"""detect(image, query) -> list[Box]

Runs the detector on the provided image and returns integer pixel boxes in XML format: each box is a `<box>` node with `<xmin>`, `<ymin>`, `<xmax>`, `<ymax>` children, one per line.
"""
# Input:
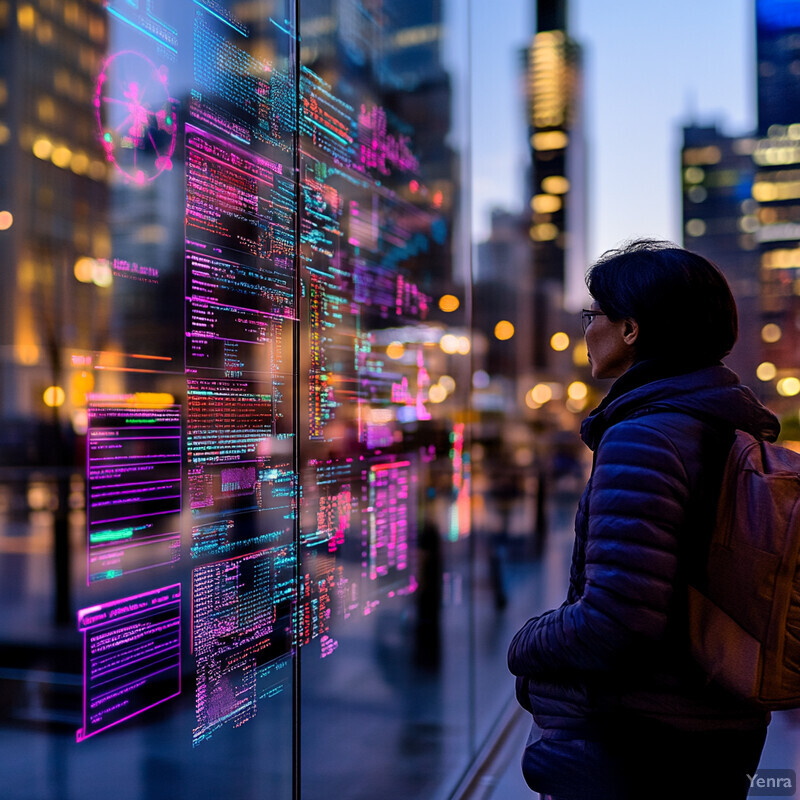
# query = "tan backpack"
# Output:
<box><xmin>688</xmin><ymin>430</ymin><xmax>800</xmax><ymax>709</ymax></box>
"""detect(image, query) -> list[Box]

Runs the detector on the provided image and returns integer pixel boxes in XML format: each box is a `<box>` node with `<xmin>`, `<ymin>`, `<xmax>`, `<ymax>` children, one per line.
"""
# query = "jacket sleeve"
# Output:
<box><xmin>508</xmin><ymin>419</ymin><xmax>691</xmax><ymax>677</ymax></box>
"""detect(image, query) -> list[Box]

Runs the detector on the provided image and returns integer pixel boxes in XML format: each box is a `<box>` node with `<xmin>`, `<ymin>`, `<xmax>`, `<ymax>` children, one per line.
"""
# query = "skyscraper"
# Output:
<box><xmin>681</xmin><ymin>1</ymin><xmax>800</xmax><ymax>419</ymax></box>
<box><xmin>525</xmin><ymin>0</ymin><xmax>585</xmax><ymax>370</ymax></box>
<box><xmin>681</xmin><ymin>125</ymin><xmax>759</xmax><ymax>388</ymax></box>
<box><xmin>756</xmin><ymin>0</ymin><xmax>800</xmax><ymax>134</ymax></box>
<box><xmin>753</xmin><ymin>0</ymin><xmax>800</xmax><ymax>413</ymax></box>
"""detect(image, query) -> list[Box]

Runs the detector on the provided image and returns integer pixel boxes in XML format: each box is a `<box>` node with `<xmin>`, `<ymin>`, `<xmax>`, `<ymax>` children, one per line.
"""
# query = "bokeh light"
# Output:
<box><xmin>494</xmin><ymin>320</ymin><xmax>515</xmax><ymax>340</ymax></box>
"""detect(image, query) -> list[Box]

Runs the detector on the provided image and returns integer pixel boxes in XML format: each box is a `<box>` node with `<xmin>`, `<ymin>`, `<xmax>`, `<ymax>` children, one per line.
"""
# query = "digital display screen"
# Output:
<box><xmin>81</xmin><ymin>0</ymin><xmax>457</xmax><ymax>746</ymax></box>
<box><xmin>86</xmin><ymin>400</ymin><xmax>182</xmax><ymax>582</ymax></box>
<box><xmin>77</xmin><ymin>584</ymin><xmax>181</xmax><ymax>742</ymax></box>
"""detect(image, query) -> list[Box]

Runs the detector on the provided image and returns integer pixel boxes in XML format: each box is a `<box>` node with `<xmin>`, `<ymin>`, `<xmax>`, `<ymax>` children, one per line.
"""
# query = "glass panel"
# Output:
<box><xmin>296</xmin><ymin>1</ymin><xmax>474</xmax><ymax>797</ymax></box>
<box><xmin>3</xmin><ymin>2</ymin><xmax>296</xmax><ymax>797</ymax></box>
<box><xmin>1</xmin><ymin>1</ymin><xmax>537</xmax><ymax>798</ymax></box>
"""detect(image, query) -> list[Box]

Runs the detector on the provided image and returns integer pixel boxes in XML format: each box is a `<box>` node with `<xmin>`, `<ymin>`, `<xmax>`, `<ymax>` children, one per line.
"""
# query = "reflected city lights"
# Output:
<box><xmin>777</xmin><ymin>376</ymin><xmax>800</xmax><ymax>397</ymax></box>
<box><xmin>567</xmin><ymin>381</ymin><xmax>588</xmax><ymax>401</ymax></box>
<box><xmin>757</xmin><ymin>361</ymin><xmax>778</xmax><ymax>381</ymax></box>
<box><xmin>573</xmin><ymin>342</ymin><xmax>589</xmax><ymax>366</ymax></box>
<box><xmin>32</xmin><ymin>136</ymin><xmax>53</xmax><ymax>160</ymax></box>
<box><xmin>438</xmin><ymin>294</ymin><xmax>460</xmax><ymax>312</ymax></box>
<box><xmin>428</xmin><ymin>384</ymin><xmax>447</xmax><ymax>403</ymax></box>
<box><xmin>70</xmin><ymin>152</ymin><xmax>90</xmax><ymax>175</ymax></box>
<box><xmin>525</xmin><ymin>392</ymin><xmax>542</xmax><ymax>410</ymax></box>
<box><xmin>439</xmin><ymin>333</ymin><xmax>459</xmax><ymax>354</ymax></box>
<box><xmin>472</xmin><ymin>370</ymin><xmax>490</xmax><ymax>389</ymax></box>
<box><xmin>530</xmin><ymin>383</ymin><xmax>553</xmax><ymax>405</ymax></box>
<box><xmin>72</xmin><ymin>409</ymin><xmax>89</xmax><ymax>435</ymax></box>
<box><xmin>74</xmin><ymin>257</ymin><xmax>95</xmax><ymax>283</ymax></box>
<box><xmin>386</xmin><ymin>341</ymin><xmax>405</xmax><ymax>359</ymax></box>
<box><xmin>762</xmin><ymin>247</ymin><xmax>800</xmax><ymax>269</ymax></box>
<box><xmin>494</xmin><ymin>320</ymin><xmax>514</xmax><ymax>340</ymax></box>
<box><xmin>74</xmin><ymin>257</ymin><xmax>113</xmax><ymax>287</ymax></box>
<box><xmin>438</xmin><ymin>375</ymin><xmax>455</xmax><ymax>394</ymax></box>
<box><xmin>16</xmin><ymin>343</ymin><xmax>40</xmax><ymax>365</ymax></box>
<box><xmin>566</xmin><ymin>397</ymin><xmax>588</xmax><ymax>414</ymax></box>
<box><xmin>43</xmin><ymin>385</ymin><xmax>66</xmax><ymax>408</ymax></box>
<box><xmin>17</xmin><ymin>5</ymin><xmax>35</xmax><ymax>31</ymax></box>
<box><xmin>51</xmin><ymin>145</ymin><xmax>73</xmax><ymax>169</ymax></box>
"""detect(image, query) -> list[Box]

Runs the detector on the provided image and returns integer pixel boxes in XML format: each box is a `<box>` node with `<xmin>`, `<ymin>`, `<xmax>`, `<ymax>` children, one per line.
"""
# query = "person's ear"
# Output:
<box><xmin>622</xmin><ymin>318</ymin><xmax>639</xmax><ymax>346</ymax></box>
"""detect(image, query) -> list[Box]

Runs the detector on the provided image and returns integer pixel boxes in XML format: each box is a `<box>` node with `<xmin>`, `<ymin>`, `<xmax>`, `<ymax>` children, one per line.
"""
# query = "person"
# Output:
<box><xmin>507</xmin><ymin>239</ymin><xmax>779</xmax><ymax>800</ymax></box>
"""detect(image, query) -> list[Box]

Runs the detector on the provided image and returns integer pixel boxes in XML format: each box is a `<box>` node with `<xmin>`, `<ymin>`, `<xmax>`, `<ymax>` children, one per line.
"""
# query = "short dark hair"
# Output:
<box><xmin>585</xmin><ymin>238</ymin><xmax>738</xmax><ymax>366</ymax></box>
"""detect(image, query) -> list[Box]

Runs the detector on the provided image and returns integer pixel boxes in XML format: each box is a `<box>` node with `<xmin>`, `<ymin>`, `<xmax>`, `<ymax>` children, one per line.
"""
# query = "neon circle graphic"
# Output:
<box><xmin>94</xmin><ymin>51</ymin><xmax>177</xmax><ymax>185</ymax></box>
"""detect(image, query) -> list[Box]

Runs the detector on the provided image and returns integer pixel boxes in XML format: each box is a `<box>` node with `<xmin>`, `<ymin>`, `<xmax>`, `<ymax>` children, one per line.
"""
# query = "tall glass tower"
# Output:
<box><xmin>525</xmin><ymin>0</ymin><xmax>586</xmax><ymax>369</ymax></box>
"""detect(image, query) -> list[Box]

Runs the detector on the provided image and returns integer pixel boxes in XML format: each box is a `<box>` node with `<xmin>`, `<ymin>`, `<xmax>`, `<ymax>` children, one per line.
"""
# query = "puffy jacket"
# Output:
<box><xmin>508</xmin><ymin>361</ymin><xmax>780</xmax><ymax>733</ymax></box>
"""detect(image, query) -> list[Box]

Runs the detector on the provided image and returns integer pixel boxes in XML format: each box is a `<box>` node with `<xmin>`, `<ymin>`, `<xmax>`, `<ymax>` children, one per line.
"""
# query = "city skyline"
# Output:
<box><xmin>469</xmin><ymin>0</ymin><xmax>753</xmax><ymax>259</ymax></box>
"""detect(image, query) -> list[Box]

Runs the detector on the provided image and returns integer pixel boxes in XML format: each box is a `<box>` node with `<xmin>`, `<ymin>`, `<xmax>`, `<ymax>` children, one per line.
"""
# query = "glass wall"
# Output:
<box><xmin>0</xmin><ymin>2</ymin><xmax>547</xmax><ymax>799</ymax></box>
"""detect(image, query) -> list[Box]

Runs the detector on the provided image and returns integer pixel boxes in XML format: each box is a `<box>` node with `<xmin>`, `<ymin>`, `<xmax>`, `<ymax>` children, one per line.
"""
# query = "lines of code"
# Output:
<box><xmin>185</xmin><ymin>247</ymin><xmax>293</xmax><ymax>377</ymax></box>
<box><xmin>184</xmin><ymin>3</ymin><xmax>299</xmax><ymax>747</ymax></box>
<box><xmin>365</xmin><ymin>460</ymin><xmax>416</xmax><ymax>596</ymax></box>
<box><xmin>86</xmin><ymin>0</ymin><xmax>457</xmax><ymax>747</ymax></box>
<box><xmin>191</xmin><ymin>548</ymin><xmax>293</xmax><ymax>745</ymax></box>
<box><xmin>76</xmin><ymin>585</ymin><xmax>181</xmax><ymax>742</ymax></box>
<box><xmin>297</xmin><ymin>553</ymin><xmax>345</xmax><ymax>656</ymax></box>
<box><xmin>193</xmin><ymin>13</ymin><xmax>262</xmax><ymax>120</ymax></box>
<box><xmin>186</xmin><ymin>378</ymin><xmax>287</xmax><ymax>461</ymax></box>
<box><xmin>185</xmin><ymin>125</ymin><xmax>294</xmax><ymax>262</ymax></box>
<box><xmin>105</xmin><ymin>0</ymin><xmax>178</xmax><ymax>54</ymax></box>
<box><xmin>86</xmin><ymin>402</ymin><xmax>181</xmax><ymax>583</ymax></box>
<box><xmin>189</xmin><ymin>458</ymin><xmax>296</xmax><ymax>558</ymax></box>
<box><xmin>300</xmin><ymin>67</ymin><xmax>355</xmax><ymax>165</ymax></box>
<box><xmin>293</xmin><ymin>58</ymin><xmax>446</xmax><ymax>661</ymax></box>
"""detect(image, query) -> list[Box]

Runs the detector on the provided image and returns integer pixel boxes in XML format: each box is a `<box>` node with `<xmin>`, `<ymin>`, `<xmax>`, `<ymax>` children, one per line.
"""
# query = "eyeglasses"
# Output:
<box><xmin>581</xmin><ymin>309</ymin><xmax>606</xmax><ymax>333</ymax></box>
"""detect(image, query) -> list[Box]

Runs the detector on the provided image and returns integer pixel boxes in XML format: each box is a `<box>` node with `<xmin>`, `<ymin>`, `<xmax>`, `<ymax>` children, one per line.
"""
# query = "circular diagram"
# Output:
<box><xmin>94</xmin><ymin>50</ymin><xmax>177</xmax><ymax>185</ymax></box>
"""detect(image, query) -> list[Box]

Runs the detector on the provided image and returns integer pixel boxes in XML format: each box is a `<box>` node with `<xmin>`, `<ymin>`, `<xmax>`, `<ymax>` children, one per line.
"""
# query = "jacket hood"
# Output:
<box><xmin>580</xmin><ymin>362</ymin><xmax>781</xmax><ymax>451</ymax></box>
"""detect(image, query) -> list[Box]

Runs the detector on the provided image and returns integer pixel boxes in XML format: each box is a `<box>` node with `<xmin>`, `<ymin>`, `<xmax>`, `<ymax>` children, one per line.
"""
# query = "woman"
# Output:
<box><xmin>508</xmin><ymin>239</ymin><xmax>779</xmax><ymax>800</ymax></box>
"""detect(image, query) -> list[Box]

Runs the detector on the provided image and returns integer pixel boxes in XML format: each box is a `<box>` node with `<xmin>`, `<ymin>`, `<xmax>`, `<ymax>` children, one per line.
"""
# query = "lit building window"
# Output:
<box><xmin>530</xmin><ymin>222</ymin><xmax>559</xmax><ymax>241</ymax></box>
<box><xmin>687</xmin><ymin>186</ymin><xmax>707</xmax><ymax>203</ymax></box>
<box><xmin>531</xmin><ymin>194</ymin><xmax>562</xmax><ymax>213</ymax></box>
<box><xmin>684</xmin><ymin>166</ymin><xmax>705</xmax><ymax>184</ymax></box>
<box><xmin>685</xmin><ymin>219</ymin><xmax>706</xmax><ymax>237</ymax></box>
<box><xmin>17</xmin><ymin>4</ymin><xmax>35</xmax><ymax>31</ymax></box>
<box><xmin>683</xmin><ymin>145</ymin><xmax>721</xmax><ymax>165</ymax></box>
<box><xmin>541</xmin><ymin>175</ymin><xmax>570</xmax><ymax>194</ymax></box>
<box><xmin>531</xmin><ymin>130</ymin><xmax>569</xmax><ymax>151</ymax></box>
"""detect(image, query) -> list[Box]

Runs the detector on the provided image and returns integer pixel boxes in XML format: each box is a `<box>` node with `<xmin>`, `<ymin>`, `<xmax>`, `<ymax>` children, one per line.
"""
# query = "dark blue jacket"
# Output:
<box><xmin>508</xmin><ymin>362</ymin><xmax>780</xmax><ymax>733</ymax></box>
